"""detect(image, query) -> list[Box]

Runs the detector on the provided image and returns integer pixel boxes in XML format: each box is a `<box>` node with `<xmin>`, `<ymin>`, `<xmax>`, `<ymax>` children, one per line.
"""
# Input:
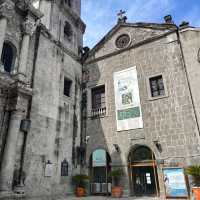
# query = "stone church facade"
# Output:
<box><xmin>0</xmin><ymin>0</ymin><xmax>200</xmax><ymax>199</ymax></box>
<box><xmin>83</xmin><ymin>16</ymin><xmax>200</xmax><ymax>198</ymax></box>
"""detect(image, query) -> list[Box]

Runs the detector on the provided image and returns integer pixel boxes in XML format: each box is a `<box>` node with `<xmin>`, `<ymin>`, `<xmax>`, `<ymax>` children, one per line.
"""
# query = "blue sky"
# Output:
<box><xmin>82</xmin><ymin>0</ymin><xmax>200</xmax><ymax>48</ymax></box>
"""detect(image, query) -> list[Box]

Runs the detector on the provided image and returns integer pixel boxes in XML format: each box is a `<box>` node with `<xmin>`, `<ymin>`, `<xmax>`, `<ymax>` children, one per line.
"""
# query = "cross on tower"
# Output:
<box><xmin>117</xmin><ymin>10</ymin><xmax>127</xmax><ymax>23</ymax></box>
<box><xmin>117</xmin><ymin>10</ymin><xmax>126</xmax><ymax>19</ymax></box>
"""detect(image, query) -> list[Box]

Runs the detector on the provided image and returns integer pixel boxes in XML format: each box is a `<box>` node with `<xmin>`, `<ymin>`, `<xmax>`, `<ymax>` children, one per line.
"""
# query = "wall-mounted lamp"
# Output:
<box><xmin>113</xmin><ymin>144</ymin><xmax>121</xmax><ymax>153</ymax></box>
<box><xmin>153</xmin><ymin>140</ymin><xmax>162</xmax><ymax>153</ymax></box>
<box><xmin>85</xmin><ymin>135</ymin><xmax>90</xmax><ymax>144</ymax></box>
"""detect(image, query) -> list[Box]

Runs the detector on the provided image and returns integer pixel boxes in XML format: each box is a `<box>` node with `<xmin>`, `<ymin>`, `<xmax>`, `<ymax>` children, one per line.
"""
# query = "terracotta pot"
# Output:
<box><xmin>111</xmin><ymin>186</ymin><xmax>123</xmax><ymax>198</ymax></box>
<box><xmin>192</xmin><ymin>187</ymin><xmax>200</xmax><ymax>200</ymax></box>
<box><xmin>75</xmin><ymin>187</ymin><xmax>85</xmax><ymax>197</ymax></box>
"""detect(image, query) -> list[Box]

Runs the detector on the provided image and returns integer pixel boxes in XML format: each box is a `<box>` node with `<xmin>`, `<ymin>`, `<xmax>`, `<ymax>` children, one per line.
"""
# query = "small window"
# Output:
<box><xmin>64</xmin><ymin>78</ymin><xmax>72</xmax><ymax>97</ymax></box>
<box><xmin>64</xmin><ymin>21</ymin><xmax>73</xmax><ymax>41</ymax></box>
<box><xmin>115</xmin><ymin>34</ymin><xmax>131</xmax><ymax>49</ymax></box>
<box><xmin>149</xmin><ymin>75</ymin><xmax>165</xmax><ymax>97</ymax></box>
<box><xmin>64</xmin><ymin>0</ymin><xmax>72</xmax><ymax>7</ymax></box>
<box><xmin>92</xmin><ymin>85</ymin><xmax>105</xmax><ymax>109</ymax></box>
<box><xmin>1</xmin><ymin>42</ymin><xmax>16</xmax><ymax>73</ymax></box>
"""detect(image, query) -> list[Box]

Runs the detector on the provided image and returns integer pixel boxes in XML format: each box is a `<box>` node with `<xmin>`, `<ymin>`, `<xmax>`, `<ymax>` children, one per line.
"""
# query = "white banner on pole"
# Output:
<box><xmin>114</xmin><ymin>66</ymin><xmax>143</xmax><ymax>131</ymax></box>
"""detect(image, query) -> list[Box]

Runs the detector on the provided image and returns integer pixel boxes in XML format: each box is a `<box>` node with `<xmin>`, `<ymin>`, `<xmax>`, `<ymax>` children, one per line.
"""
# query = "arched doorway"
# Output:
<box><xmin>128</xmin><ymin>145</ymin><xmax>159</xmax><ymax>197</ymax></box>
<box><xmin>89</xmin><ymin>149</ymin><xmax>111</xmax><ymax>195</ymax></box>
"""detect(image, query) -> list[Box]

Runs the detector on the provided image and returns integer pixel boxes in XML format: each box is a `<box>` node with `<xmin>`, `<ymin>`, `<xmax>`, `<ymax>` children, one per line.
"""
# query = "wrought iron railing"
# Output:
<box><xmin>91</xmin><ymin>107</ymin><xmax>106</xmax><ymax>118</ymax></box>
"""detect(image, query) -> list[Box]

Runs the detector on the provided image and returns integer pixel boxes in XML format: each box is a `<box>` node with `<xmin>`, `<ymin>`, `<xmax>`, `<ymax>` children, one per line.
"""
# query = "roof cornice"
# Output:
<box><xmin>88</xmin><ymin>22</ymin><xmax>177</xmax><ymax>57</ymax></box>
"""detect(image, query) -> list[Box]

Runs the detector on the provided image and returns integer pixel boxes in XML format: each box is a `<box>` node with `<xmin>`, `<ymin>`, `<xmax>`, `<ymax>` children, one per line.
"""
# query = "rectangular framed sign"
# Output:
<box><xmin>113</xmin><ymin>66</ymin><xmax>143</xmax><ymax>131</ymax></box>
<box><xmin>163</xmin><ymin>167</ymin><xmax>189</xmax><ymax>198</ymax></box>
<box><xmin>44</xmin><ymin>162</ymin><xmax>53</xmax><ymax>177</ymax></box>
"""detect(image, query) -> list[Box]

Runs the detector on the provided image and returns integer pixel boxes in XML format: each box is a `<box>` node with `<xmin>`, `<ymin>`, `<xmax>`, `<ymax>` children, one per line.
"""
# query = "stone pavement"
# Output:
<box><xmin>58</xmin><ymin>197</ymin><xmax>159</xmax><ymax>199</ymax></box>
<box><xmin>55</xmin><ymin>196</ymin><xmax>189</xmax><ymax>200</ymax></box>
<box><xmin>0</xmin><ymin>194</ymin><xmax>192</xmax><ymax>200</ymax></box>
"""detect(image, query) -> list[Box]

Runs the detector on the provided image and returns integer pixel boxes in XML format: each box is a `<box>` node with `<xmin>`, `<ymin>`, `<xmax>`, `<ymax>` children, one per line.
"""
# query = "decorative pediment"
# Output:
<box><xmin>86</xmin><ymin>22</ymin><xmax>177</xmax><ymax>61</ymax></box>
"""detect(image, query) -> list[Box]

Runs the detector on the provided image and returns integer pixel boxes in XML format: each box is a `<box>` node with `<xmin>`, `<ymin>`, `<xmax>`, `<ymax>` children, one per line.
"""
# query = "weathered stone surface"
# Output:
<box><xmin>0</xmin><ymin>0</ymin><xmax>200</xmax><ymax>199</ymax></box>
<box><xmin>84</xmin><ymin>24</ymin><xmax>200</xmax><ymax>198</ymax></box>
<box><xmin>0</xmin><ymin>0</ymin><xmax>83</xmax><ymax>198</ymax></box>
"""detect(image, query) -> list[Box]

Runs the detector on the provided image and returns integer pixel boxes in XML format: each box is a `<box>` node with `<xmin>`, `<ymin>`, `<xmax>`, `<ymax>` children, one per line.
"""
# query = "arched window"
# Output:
<box><xmin>64</xmin><ymin>21</ymin><xmax>73</xmax><ymax>41</ymax></box>
<box><xmin>1</xmin><ymin>42</ymin><xmax>16</xmax><ymax>73</ymax></box>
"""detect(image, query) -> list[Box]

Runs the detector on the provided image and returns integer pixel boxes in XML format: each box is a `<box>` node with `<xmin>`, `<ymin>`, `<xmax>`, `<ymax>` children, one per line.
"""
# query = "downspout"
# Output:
<box><xmin>176</xmin><ymin>27</ymin><xmax>200</xmax><ymax>137</ymax></box>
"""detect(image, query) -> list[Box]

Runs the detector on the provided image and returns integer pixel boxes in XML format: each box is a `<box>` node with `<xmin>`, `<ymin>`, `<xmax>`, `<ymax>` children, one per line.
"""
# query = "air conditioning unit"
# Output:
<box><xmin>108</xmin><ymin>183</ymin><xmax>112</xmax><ymax>193</ymax></box>
<box><xmin>101</xmin><ymin>183</ymin><xmax>107</xmax><ymax>193</ymax></box>
<box><xmin>91</xmin><ymin>183</ymin><xmax>101</xmax><ymax>193</ymax></box>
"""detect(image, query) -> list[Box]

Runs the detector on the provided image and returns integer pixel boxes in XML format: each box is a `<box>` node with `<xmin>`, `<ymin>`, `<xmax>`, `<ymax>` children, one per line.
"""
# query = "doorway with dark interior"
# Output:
<box><xmin>89</xmin><ymin>149</ymin><xmax>112</xmax><ymax>195</ymax></box>
<box><xmin>128</xmin><ymin>145</ymin><xmax>159</xmax><ymax>197</ymax></box>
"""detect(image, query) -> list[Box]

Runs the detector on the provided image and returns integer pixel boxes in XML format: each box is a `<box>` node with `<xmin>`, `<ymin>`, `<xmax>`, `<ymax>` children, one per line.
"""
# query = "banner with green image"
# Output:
<box><xmin>114</xmin><ymin>66</ymin><xmax>143</xmax><ymax>131</ymax></box>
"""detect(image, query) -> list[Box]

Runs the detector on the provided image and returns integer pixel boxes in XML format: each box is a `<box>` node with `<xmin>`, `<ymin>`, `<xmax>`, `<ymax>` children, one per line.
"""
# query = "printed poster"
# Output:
<box><xmin>163</xmin><ymin>168</ymin><xmax>188</xmax><ymax>198</ymax></box>
<box><xmin>114</xmin><ymin>66</ymin><xmax>143</xmax><ymax>131</ymax></box>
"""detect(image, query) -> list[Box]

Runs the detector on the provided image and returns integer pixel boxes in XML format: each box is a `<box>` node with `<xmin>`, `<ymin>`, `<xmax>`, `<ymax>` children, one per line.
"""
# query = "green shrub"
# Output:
<box><xmin>72</xmin><ymin>174</ymin><xmax>89</xmax><ymax>188</ymax></box>
<box><xmin>185</xmin><ymin>165</ymin><xmax>200</xmax><ymax>186</ymax></box>
<box><xmin>108</xmin><ymin>168</ymin><xmax>124</xmax><ymax>186</ymax></box>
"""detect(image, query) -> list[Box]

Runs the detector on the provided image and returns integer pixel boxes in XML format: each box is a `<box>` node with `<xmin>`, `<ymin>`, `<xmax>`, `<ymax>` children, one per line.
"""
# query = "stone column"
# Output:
<box><xmin>18</xmin><ymin>18</ymin><xmax>36</xmax><ymax>80</ymax></box>
<box><xmin>0</xmin><ymin>110</ymin><xmax>24</xmax><ymax>192</ymax></box>
<box><xmin>0</xmin><ymin>0</ymin><xmax>15</xmax><ymax>59</ymax></box>
<box><xmin>0</xmin><ymin>18</ymin><xmax>7</xmax><ymax>57</ymax></box>
<box><xmin>39</xmin><ymin>0</ymin><xmax>52</xmax><ymax>29</ymax></box>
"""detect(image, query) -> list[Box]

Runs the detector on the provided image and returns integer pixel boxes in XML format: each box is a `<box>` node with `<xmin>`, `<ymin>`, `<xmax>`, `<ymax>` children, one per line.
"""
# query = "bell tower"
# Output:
<box><xmin>32</xmin><ymin>0</ymin><xmax>85</xmax><ymax>54</ymax></box>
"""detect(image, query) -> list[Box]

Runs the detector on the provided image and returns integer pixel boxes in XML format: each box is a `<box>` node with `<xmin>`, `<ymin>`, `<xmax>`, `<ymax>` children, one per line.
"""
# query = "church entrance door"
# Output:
<box><xmin>128</xmin><ymin>146</ymin><xmax>159</xmax><ymax>197</ymax></box>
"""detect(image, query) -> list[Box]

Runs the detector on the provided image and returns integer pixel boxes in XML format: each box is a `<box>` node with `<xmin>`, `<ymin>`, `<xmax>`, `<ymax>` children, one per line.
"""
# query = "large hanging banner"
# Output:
<box><xmin>92</xmin><ymin>149</ymin><xmax>106</xmax><ymax>167</ymax></box>
<box><xmin>114</xmin><ymin>66</ymin><xmax>143</xmax><ymax>131</ymax></box>
<box><xmin>163</xmin><ymin>168</ymin><xmax>188</xmax><ymax>198</ymax></box>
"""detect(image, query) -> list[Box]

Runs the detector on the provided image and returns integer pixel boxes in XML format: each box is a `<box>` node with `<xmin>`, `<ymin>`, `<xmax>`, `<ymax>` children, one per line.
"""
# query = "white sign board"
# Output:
<box><xmin>114</xmin><ymin>66</ymin><xmax>143</xmax><ymax>131</ymax></box>
<box><xmin>163</xmin><ymin>168</ymin><xmax>188</xmax><ymax>198</ymax></box>
<box><xmin>45</xmin><ymin>162</ymin><xmax>53</xmax><ymax>177</ymax></box>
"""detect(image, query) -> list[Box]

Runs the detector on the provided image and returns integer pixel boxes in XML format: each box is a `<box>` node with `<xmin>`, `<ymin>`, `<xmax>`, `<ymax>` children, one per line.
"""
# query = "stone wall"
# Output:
<box><xmin>180</xmin><ymin>29</ymin><xmax>200</xmax><ymax>163</ymax></box>
<box><xmin>23</xmin><ymin>31</ymin><xmax>82</xmax><ymax>197</ymax></box>
<box><xmin>0</xmin><ymin>0</ymin><xmax>84</xmax><ymax>198</ymax></box>
<box><xmin>0</xmin><ymin>90</ymin><xmax>9</xmax><ymax>164</ymax></box>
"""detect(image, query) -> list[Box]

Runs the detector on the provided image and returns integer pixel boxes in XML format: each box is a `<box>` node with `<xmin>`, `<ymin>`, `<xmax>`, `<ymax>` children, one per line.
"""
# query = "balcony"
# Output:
<box><xmin>91</xmin><ymin>107</ymin><xmax>106</xmax><ymax>118</ymax></box>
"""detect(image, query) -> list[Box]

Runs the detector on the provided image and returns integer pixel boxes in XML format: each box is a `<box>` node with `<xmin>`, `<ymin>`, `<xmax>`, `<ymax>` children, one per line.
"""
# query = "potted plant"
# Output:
<box><xmin>72</xmin><ymin>174</ymin><xmax>89</xmax><ymax>197</ymax></box>
<box><xmin>108</xmin><ymin>168</ymin><xmax>124</xmax><ymax>198</ymax></box>
<box><xmin>185</xmin><ymin>165</ymin><xmax>200</xmax><ymax>199</ymax></box>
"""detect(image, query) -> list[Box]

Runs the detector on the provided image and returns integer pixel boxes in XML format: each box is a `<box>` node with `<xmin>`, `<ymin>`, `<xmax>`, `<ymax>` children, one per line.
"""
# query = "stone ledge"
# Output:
<box><xmin>0</xmin><ymin>191</ymin><xmax>25</xmax><ymax>200</ymax></box>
